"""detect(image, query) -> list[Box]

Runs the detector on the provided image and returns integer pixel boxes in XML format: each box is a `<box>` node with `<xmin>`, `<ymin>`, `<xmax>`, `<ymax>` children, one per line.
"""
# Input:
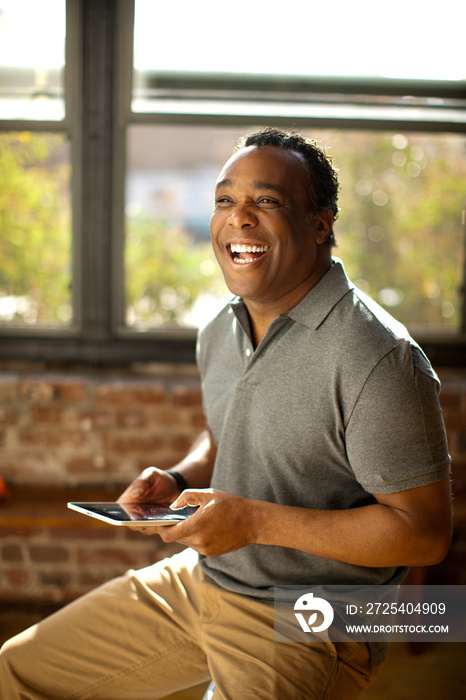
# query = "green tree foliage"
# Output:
<box><xmin>1</xmin><ymin>129</ymin><xmax>464</xmax><ymax>333</ymax></box>
<box><xmin>0</xmin><ymin>132</ymin><xmax>72</xmax><ymax>325</ymax></box>
<box><xmin>125</xmin><ymin>213</ymin><xmax>227</xmax><ymax>328</ymax></box>
<box><xmin>331</xmin><ymin>131</ymin><xmax>465</xmax><ymax>332</ymax></box>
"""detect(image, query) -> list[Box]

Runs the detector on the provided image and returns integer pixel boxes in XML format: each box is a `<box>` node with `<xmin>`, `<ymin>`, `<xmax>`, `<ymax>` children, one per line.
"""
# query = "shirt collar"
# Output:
<box><xmin>287</xmin><ymin>258</ymin><xmax>354</xmax><ymax>330</ymax></box>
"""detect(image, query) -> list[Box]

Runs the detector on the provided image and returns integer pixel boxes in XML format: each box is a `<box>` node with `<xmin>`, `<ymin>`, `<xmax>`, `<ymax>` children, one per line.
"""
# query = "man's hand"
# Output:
<box><xmin>117</xmin><ymin>466</ymin><xmax>181</xmax><ymax>508</ymax></box>
<box><xmin>158</xmin><ymin>489</ymin><xmax>256</xmax><ymax>557</ymax></box>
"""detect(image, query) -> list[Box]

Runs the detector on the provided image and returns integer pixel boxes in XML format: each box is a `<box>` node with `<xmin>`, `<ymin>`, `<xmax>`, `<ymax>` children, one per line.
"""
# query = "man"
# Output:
<box><xmin>0</xmin><ymin>128</ymin><xmax>452</xmax><ymax>699</ymax></box>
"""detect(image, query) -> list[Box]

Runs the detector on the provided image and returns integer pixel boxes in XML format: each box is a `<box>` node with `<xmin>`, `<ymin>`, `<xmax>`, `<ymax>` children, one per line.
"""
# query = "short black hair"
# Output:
<box><xmin>236</xmin><ymin>127</ymin><xmax>339</xmax><ymax>247</ymax></box>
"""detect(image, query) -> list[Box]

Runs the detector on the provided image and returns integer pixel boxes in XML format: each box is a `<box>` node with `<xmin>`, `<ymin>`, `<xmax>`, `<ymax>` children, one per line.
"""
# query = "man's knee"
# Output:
<box><xmin>0</xmin><ymin>633</ymin><xmax>25</xmax><ymax>696</ymax></box>
<box><xmin>0</xmin><ymin>634</ymin><xmax>16</xmax><ymax>667</ymax></box>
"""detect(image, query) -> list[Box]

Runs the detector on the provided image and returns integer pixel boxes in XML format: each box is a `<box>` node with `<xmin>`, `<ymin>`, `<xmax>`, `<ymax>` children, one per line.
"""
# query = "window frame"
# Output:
<box><xmin>0</xmin><ymin>0</ymin><xmax>465</xmax><ymax>367</ymax></box>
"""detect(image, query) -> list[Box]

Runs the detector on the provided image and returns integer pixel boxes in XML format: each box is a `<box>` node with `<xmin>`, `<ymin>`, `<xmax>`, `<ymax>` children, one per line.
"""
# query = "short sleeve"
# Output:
<box><xmin>346</xmin><ymin>342</ymin><xmax>451</xmax><ymax>494</ymax></box>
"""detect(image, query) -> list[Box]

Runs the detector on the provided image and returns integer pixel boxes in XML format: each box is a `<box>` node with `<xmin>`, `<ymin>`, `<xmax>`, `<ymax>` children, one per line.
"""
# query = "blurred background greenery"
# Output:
<box><xmin>0</xmin><ymin>128</ymin><xmax>464</xmax><ymax>333</ymax></box>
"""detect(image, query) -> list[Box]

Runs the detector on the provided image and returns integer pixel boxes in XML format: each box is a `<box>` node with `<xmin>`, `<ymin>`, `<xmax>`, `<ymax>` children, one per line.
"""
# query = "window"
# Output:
<box><xmin>0</xmin><ymin>0</ymin><xmax>465</xmax><ymax>365</ymax></box>
<box><xmin>0</xmin><ymin>132</ymin><xmax>72</xmax><ymax>326</ymax></box>
<box><xmin>124</xmin><ymin>124</ymin><xmax>465</xmax><ymax>336</ymax></box>
<box><xmin>0</xmin><ymin>0</ymin><xmax>75</xmax><ymax>330</ymax></box>
<box><xmin>123</xmin><ymin>0</ymin><xmax>466</xmax><ymax>347</ymax></box>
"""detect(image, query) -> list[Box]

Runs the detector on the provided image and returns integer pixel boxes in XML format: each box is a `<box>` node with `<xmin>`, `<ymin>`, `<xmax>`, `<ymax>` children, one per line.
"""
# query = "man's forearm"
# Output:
<box><xmin>250</xmin><ymin>477</ymin><xmax>452</xmax><ymax>568</ymax></box>
<box><xmin>168</xmin><ymin>429</ymin><xmax>217</xmax><ymax>489</ymax></box>
<box><xmin>251</xmin><ymin>501</ymin><xmax>429</xmax><ymax>567</ymax></box>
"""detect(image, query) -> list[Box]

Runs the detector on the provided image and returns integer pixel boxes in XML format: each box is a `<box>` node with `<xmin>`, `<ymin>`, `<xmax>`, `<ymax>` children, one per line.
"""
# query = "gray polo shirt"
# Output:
<box><xmin>197</xmin><ymin>260</ymin><xmax>450</xmax><ymax>596</ymax></box>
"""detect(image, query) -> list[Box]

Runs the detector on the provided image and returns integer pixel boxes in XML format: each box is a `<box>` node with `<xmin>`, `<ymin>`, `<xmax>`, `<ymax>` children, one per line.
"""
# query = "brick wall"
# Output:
<box><xmin>1</xmin><ymin>365</ymin><xmax>465</xmax><ymax>605</ymax></box>
<box><xmin>0</xmin><ymin>368</ymin><xmax>205</xmax><ymax>487</ymax></box>
<box><xmin>0</xmin><ymin>366</ymin><xmax>204</xmax><ymax>605</ymax></box>
<box><xmin>0</xmin><ymin>518</ymin><xmax>185</xmax><ymax>606</ymax></box>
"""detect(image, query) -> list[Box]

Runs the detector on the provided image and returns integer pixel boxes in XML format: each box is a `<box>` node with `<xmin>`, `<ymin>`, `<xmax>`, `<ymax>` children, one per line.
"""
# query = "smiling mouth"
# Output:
<box><xmin>228</xmin><ymin>243</ymin><xmax>271</xmax><ymax>265</ymax></box>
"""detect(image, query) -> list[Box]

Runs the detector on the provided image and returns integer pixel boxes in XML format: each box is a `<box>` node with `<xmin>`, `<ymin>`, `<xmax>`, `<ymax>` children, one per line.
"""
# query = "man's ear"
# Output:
<box><xmin>314</xmin><ymin>211</ymin><xmax>334</xmax><ymax>245</ymax></box>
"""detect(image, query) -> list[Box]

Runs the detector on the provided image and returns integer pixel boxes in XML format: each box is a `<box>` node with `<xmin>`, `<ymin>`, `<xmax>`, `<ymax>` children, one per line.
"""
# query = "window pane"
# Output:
<box><xmin>332</xmin><ymin>131</ymin><xmax>465</xmax><ymax>334</ymax></box>
<box><xmin>133</xmin><ymin>0</ymin><xmax>464</xmax><ymax>81</ymax></box>
<box><xmin>0</xmin><ymin>132</ymin><xmax>73</xmax><ymax>327</ymax></box>
<box><xmin>124</xmin><ymin>125</ymin><xmax>465</xmax><ymax>334</ymax></box>
<box><xmin>132</xmin><ymin>1</ymin><xmax>465</xmax><ymax>126</ymax></box>
<box><xmin>0</xmin><ymin>0</ymin><xmax>66</xmax><ymax>121</ymax></box>
<box><xmin>125</xmin><ymin>125</ymin><xmax>231</xmax><ymax>330</ymax></box>
<box><xmin>133</xmin><ymin>0</ymin><xmax>465</xmax><ymax>118</ymax></box>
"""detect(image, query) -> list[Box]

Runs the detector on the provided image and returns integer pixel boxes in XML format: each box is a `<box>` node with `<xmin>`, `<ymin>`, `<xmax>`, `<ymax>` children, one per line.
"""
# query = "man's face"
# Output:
<box><xmin>210</xmin><ymin>145</ymin><xmax>330</xmax><ymax>308</ymax></box>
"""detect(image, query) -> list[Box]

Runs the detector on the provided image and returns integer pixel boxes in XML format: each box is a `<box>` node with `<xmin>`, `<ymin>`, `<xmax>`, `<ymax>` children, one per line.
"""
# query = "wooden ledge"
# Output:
<box><xmin>0</xmin><ymin>485</ymin><xmax>124</xmax><ymax>530</ymax></box>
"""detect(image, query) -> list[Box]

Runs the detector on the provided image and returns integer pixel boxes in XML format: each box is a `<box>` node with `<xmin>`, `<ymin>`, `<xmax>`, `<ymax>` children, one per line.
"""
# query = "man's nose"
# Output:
<box><xmin>227</xmin><ymin>203</ymin><xmax>258</xmax><ymax>228</ymax></box>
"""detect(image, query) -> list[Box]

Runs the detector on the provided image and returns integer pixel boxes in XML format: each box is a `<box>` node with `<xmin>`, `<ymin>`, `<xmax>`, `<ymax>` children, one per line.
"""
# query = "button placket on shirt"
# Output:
<box><xmin>241</xmin><ymin>317</ymin><xmax>291</xmax><ymax>378</ymax></box>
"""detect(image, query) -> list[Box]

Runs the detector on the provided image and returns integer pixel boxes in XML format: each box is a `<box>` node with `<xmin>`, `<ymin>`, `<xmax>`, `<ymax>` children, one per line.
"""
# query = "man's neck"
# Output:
<box><xmin>244</xmin><ymin>256</ymin><xmax>332</xmax><ymax>347</ymax></box>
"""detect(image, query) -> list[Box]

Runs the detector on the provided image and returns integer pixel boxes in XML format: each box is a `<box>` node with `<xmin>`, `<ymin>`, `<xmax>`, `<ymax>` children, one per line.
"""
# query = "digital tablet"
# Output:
<box><xmin>67</xmin><ymin>502</ymin><xmax>198</xmax><ymax>526</ymax></box>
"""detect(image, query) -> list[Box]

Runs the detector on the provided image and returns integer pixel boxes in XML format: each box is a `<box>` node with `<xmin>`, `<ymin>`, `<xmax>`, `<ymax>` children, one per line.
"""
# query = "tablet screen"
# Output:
<box><xmin>67</xmin><ymin>502</ymin><xmax>198</xmax><ymax>526</ymax></box>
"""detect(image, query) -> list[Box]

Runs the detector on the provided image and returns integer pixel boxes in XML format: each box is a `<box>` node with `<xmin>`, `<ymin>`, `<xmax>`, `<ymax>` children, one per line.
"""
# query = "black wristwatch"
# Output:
<box><xmin>169</xmin><ymin>471</ymin><xmax>188</xmax><ymax>492</ymax></box>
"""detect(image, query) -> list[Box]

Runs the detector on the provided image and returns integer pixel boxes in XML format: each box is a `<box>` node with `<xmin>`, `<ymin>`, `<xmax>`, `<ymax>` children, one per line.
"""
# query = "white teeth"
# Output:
<box><xmin>234</xmin><ymin>257</ymin><xmax>255</xmax><ymax>264</ymax></box>
<box><xmin>230</xmin><ymin>244</ymin><xmax>270</xmax><ymax>254</ymax></box>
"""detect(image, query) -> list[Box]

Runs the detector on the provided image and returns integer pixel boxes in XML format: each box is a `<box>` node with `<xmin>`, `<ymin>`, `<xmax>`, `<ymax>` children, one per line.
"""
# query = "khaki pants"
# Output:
<box><xmin>0</xmin><ymin>548</ymin><xmax>381</xmax><ymax>699</ymax></box>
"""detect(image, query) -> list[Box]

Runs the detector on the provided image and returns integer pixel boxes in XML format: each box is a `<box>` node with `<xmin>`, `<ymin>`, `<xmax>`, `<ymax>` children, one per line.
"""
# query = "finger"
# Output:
<box><xmin>170</xmin><ymin>488</ymin><xmax>213</xmax><ymax>510</ymax></box>
<box><xmin>157</xmin><ymin>522</ymin><xmax>185</xmax><ymax>543</ymax></box>
<box><xmin>118</xmin><ymin>467</ymin><xmax>159</xmax><ymax>502</ymax></box>
<box><xmin>117</xmin><ymin>480</ymin><xmax>146</xmax><ymax>503</ymax></box>
<box><xmin>127</xmin><ymin>525</ymin><xmax>162</xmax><ymax>536</ymax></box>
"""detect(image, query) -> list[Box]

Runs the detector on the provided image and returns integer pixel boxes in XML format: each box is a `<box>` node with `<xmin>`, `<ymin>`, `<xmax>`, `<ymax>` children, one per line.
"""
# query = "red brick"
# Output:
<box><xmin>0</xmin><ymin>453</ymin><xmax>57</xmax><ymax>482</ymax></box>
<box><xmin>101</xmin><ymin>434</ymin><xmax>164</xmax><ymax>453</ymax></box>
<box><xmin>2</xmin><ymin>544</ymin><xmax>24</xmax><ymax>562</ymax></box>
<box><xmin>20</xmin><ymin>378</ymin><xmax>87</xmax><ymax>404</ymax></box>
<box><xmin>95</xmin><ymin>384</ymin><xmax>165</xmax><ymax>405</ymax></box>
<box><xmin>170</xmin><ymin>434</ymin><xmax>194</xmax><ymax>453</ymax></box>
<box><xmin>189</xmin><ymin>411</ymin><xmax>207</xmax><ymax>430</ymax></box>
<box><xmin>19</xmin><ymin>429</ymin><xmax>85</xmax><ymax>448</ymax></box>
<box><xmin>52</xmin><ymin>380</ymin><xmax>87</xmax><ymax>403</ymax></box>
<box><xmin>31</xmin><ymin>406</ymin><xmax>64</xmax><ymax>424</ymax></box>
<box><xmin>131</xmin><ymin>387</ymin><xmax>166</xmax><ymax>404</ymax></box>
<box><xmin>20</xmin><ymin>379</ymin><xmax>55</xmax><ymax>403</ymax></box>
<box><xmin>39</xmin><ymin>571</ymin><xmax>71</xmax><ymax>587</ymax></box>
<box><xmin>29</xmin><ymin>545</ymin><xmax>70</xmax><ymax>563</ymax></box>
<box><xmin>66</xmin><ymin>454</ymin><xmax>119</xmax><ymax>474</ymax></box>
<box><xmin>80</xmin><ymin>410</ymin><xmax>112</xmax><ymax>430</ymax></box>
<box><xmin>151</xmin><ymin>408</ymin><xmax>179</xmax><ymax>426</ymax></box>
<box><xmin>116</xmin><ymin>409</ymin><xmax>147</xmax><ymax>429</ymax></box>
<box><xmin>172</xmin><ymin>385</ymin><xmax>203</xmax><ymax>407</ymax></box>
<box><xmin>6</xmin><ymin>569</ymin><xmax>34</xmax><ymax>587</ymax></box>
<box><xmin>0</xmin><ymin>407</ymin><xmax>17</xmax><ymax>425</ymax></box>
<box><xmin>136</xmin><ymin>456</ymin><xmax>173</xmax><ymax>471</ymax></box>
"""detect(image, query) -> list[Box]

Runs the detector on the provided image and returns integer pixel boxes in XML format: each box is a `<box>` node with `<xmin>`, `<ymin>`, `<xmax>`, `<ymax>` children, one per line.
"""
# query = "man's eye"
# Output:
<box><xmin>258</xmin><ymin>197</ymin><xmax>279</xmax><ymax>207</ymax></box>
<box><xmin>215</xmin><ymin>197</ymin><xmax>232</xmax><ymax>206</ymax></box>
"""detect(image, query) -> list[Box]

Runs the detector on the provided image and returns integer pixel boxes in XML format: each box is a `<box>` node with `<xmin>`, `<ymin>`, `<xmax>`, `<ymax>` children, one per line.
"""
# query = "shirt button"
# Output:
<box><xmin>245</xmin><ymin>348</ymin><xmax>251</xmax><ymax>357</ymax></box>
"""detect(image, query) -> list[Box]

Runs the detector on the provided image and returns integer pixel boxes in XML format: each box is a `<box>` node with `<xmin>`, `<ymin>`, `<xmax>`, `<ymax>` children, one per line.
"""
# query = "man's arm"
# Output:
<box><xmin>250</xmin><ymin>476</ymin><xmax>452</xmax><ymax>567</ymax></box>
<box><xmin>159</xmin><ymin>476</ymin><xmax>452</xmax><ymax>567</ymax></box>
<box><xmin>118</xmin><ymin>429</ymin><xmax>217</xmax><ymax>506</ymax></box>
